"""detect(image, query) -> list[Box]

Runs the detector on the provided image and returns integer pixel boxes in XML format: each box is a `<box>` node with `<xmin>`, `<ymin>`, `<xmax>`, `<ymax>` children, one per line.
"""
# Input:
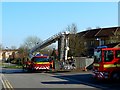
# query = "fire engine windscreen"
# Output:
<box><xmin>94</xmin><ymin>49</ymin><xmax>102</xmax><ymax>63</ymax></box>
<box><xmin>33</xmin><ymin>57</ymin><xmax>49</xmax><ymax>62</ymax></box>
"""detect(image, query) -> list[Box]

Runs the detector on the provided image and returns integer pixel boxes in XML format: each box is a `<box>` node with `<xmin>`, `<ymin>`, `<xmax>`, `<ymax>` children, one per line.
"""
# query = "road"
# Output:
<box><xmin>1</xmin><ymin>68</ymin><xmax>120</xmax><ymax>90</ymax></box>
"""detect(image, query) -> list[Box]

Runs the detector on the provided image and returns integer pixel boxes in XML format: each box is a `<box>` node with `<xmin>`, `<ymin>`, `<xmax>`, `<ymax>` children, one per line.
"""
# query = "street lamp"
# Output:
<box><xmin>96</xmin><ymin>38</ymin><xmax>101</xmax><ymax>46</ymax></box>
<box><xmin>6</xmin><ymin>47</ymin><xmax>11</xmax><ymax>66</ymax></box>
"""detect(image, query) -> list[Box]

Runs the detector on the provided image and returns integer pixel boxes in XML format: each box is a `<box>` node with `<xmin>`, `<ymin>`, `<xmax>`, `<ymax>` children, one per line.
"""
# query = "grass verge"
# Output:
<box><xmin>1</xmin><ymin>62</ymin><xmax>22</xmax><ymax>69</ymax></box>
<box><xmin>3</xmin><ymin>65</ymin><xmax>23</xmax><ymax>69</ymax></box>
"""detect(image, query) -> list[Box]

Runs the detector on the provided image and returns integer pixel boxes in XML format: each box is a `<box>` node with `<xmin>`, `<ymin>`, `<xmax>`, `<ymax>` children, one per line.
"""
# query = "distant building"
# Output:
<box><xmin>69</xmin><ymin>26</ymin><xmax>120</xmax><ymax>57</ymax></box>
<box><xmin>0</xmin><ymin>49</ymin><xmax>18</xmax><ymax>62</ymax></box>
<box><xmin>0</xmin><ymin>51</ymin><xmax>2</xmax><ymax>60</ymax></box>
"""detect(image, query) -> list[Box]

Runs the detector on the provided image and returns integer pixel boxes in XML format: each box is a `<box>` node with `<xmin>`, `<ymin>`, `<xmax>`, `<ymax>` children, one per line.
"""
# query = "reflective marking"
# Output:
<box><xmin>104</xmin><ymin>64</ymin><xmax>116</xmax><ymax>68</ymax></box>
<box><xmin>35</xmin><ymin>66</ymin><xmax>50</xmax><ymax>70</ymax></box>
<box><xmin>34</xmin><ymin>62</ymin><xmax>50</xmax><ymax>64</ymax></box>
<box><xmin>93</xmin><ymin>63</ymin><xmax>100</xmax><ymax>67</ymax></box>
<box><xmin>100</xmin><ymin>72</ymin><xmax>103</xmax><ymax>76</ymax></box>
<box><xmin>36</xmin><ymin>67</ymin><xmax>39</xmax><ymax>69</ymax></box>
<box><xmin>116</xmin><ymin>64</ymin><xmax>120</xmax><ymax>67</ymax></box>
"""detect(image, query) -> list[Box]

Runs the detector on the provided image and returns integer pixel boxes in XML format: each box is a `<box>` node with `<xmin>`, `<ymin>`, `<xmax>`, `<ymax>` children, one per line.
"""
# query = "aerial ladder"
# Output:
<box><xmin>29</xmin><ymin>31</ymin><xmax>70</xmax><ymax>69</ymax></box>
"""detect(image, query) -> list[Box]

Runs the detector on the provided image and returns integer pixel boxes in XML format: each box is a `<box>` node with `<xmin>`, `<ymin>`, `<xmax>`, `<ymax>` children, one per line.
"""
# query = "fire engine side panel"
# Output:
<box><xmin>102</xmin><ymin>48</ymin><xmax>120</xmax><ymax>73</ymax></box>
<box><xmin>93</xmin><ymin>47</ymin><xmax>120</xmax><ymax>79</ymax></box>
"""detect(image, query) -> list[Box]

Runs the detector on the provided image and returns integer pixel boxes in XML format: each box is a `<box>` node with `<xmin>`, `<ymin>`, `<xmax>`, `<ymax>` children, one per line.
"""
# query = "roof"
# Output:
<box><xmin>77</xmin><ymin>31</ymin><xmax>88</xmax><ymax>37</ymax></box>
<box><xmin>2</xmin><ymin>49</ymin><xmax>18</xmax><ymax>52</ymax></box>
<box><xmin>106</xmin><ymin>42</ymin><xmax>120</xmax><ymax>48</ymax></box>
<box><xmin>84</xmin><ymin>28</ymin><xmax>101</xmax><ymax>38</ymax></box>
<box><xmin>95</xmin><ymin>27</ymin><xmax>118</xmax><ymax>37</ymax></box>
<box><xmin>77</xmin><ymin>26</ymin><xmax>120</xmax><ymax>38</ymax></box>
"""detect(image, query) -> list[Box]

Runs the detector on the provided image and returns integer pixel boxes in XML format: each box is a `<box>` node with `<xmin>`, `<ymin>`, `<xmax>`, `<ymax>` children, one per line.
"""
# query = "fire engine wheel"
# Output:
<box><xmin>50</xmin><ymin>64</ymin><xmax>52</xmax><ymax>69</ymax></box>
<box><xmin>111</xmin><ymin>72</ymin><xmax>120</xmax><ymax>80</ymax></box>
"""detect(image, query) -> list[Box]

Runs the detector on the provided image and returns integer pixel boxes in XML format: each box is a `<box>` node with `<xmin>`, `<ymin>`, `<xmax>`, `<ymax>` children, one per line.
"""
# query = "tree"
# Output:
<box><xmin>17</xmin><ymin>36</ymin><xmax>42</xmax><ymax>63</ymax></box>
<box><xmin>96</xmin><ymin>26</ymin><xmax>101</xmax><ymax>29</ymax></box>
<box><xmin>67</xmin><ymin>23</ymin><xmax>78</xmax><ymax>34</ymax></box>
<box><xmin>67</xmin><ymin>23</ymin><xmax>78</xmax><ymax>56</ymax></box>
<box><xmin>0</xmin><ymin>44</ymin><xmax>4</xmax><ymax>50</ymax></box>
<box><xmin>11</xmin><ymin>46</ymin><xmax>17</xmax><ymax>50</ymax></box>
<box><xmin>22</xmin><ymin>36</ymin><xmax>42</xmax><ymax>49</ymax></box>
<box><xmin>39</xmin><ymin>45</ymin><xmax>55</xmax><ymax>56</ymax></box>
<box><xmin>86</xmin><ymin>27</ymin><xmax>92</xmax><ymax>30</ymax></box>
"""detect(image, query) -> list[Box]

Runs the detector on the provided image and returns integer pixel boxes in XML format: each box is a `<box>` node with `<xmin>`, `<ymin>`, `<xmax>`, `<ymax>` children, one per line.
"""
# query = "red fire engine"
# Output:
<box><xmin>23</xmin><ymin>54</ymin><xmax>54</xmax><ymax>72</ymax></box>
<box><xmin>93</xmin><ymin>46</ymin><xmax>120</xmax><ymax>80</ymax></box>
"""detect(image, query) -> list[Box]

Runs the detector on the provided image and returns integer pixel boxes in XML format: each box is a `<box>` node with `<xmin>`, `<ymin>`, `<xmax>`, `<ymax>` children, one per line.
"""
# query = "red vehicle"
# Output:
<box><xmin>93</xmin><ymin>46</ymin><xmax>120</xmax><ymax>80</ymax></box>
<box><xmin>23</xmin><ymin>55</ymin><xmax>54</xmax><ymax>72</ymax></box>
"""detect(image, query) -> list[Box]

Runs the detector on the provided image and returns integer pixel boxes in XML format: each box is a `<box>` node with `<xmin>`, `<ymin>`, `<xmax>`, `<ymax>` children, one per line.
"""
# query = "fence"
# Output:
<box><xmin>54</xmin><ymin>57</ymin><xmax>94</xmax><ymax>71</ymax></box>
<box><xmin>74</xmin><ymin>57</ymin><xmax>94</xmax><ymax>71</ymax></box>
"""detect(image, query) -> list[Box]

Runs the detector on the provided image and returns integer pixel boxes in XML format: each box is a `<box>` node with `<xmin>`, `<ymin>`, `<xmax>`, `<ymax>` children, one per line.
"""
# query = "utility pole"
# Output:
<box><xmin>58</xmin><ymin>31</ymin><xmax>70</xmax><ymax>69</ymax></box>
<box><xmin>96</xmin><ymin>38</ymin><xmax>101</xmax><ymax>46</ymax></box>
<box><xmin>65</xmin><ymin>32</ymin><xmax>69</xmax><ymax>61</ymax></box>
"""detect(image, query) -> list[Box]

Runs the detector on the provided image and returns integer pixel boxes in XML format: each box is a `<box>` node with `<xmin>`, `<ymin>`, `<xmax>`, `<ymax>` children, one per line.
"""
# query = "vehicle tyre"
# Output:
<box><xmin>111</xmin><ymin>72</ymin><xmax>120</xmax><ymax>80</ymax></box>
<box><xmin>50</xmin><ymin>64</ymin><xmax>52</xmax><ymax>68</ymax></box>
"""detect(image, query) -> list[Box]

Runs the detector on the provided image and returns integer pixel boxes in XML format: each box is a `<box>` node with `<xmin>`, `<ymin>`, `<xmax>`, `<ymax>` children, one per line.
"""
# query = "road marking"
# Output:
<box><xmin>5</xmin><ymin>80</ymin><xmax>11</xmax><ymax>89</ymax></box>
<box><xmin>5</xmin><ymin>80</ymin><xmax>14</xmax><ymax>89</ymax></box>
<box><xmin>1</xmin><ymin>74</ymin><xmax>14</xmax><ymax>90</ymax></box>
<box><xmin>1</xmin><ymin>79</ymin><xmax>7</xmax><ymax>90</ymax></box>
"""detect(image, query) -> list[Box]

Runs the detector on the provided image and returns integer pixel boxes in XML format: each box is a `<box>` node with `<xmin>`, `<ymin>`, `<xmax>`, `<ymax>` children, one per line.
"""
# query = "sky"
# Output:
<box><xmin>1</xmin><ymin>0</ymin><xmax>119</xmax><ymax>48</ymax></box>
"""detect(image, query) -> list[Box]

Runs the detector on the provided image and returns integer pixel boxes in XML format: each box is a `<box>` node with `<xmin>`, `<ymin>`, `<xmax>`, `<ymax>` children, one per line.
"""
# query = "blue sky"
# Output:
<box><xmin>2</xmin><ymin>2</ymin><xmax>118</xmax><ymax>48</ymax></box>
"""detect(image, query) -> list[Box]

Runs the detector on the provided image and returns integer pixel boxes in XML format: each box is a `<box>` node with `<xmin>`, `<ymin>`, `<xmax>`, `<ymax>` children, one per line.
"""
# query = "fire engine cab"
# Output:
<box><xmin>93</xmin><ymin>46</ymin><xmax>120</xmax><ymax>80</ymax></box>
<box><xmin>23</xmin><ymin>54</ymin><xmax>54</xmax><ymax>72</ymax></box>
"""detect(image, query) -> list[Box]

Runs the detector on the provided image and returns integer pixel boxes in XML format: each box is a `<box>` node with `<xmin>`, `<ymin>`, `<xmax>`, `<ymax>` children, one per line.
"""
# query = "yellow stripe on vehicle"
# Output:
<box><xmin>34</xmin><ymin>62</ymin><xmax>50</xmax><ymax>64</ymax></box>
<box><xmin>93</xmin><ymin>63</ymin><xmax>100</xmax><ymax>67</ymax></box>
<box><xmin>104</xmin><ymin>64</ymin><xmax>116</xmax><ymax>68</ymax></box>
<box><xmin>104</xmin><ymin>64</ymin><xmax>120</xmax><ymax>68</ymax></box>
<box><xmin>116</xmin><ymin>64</ymin><xmax>120</xmax><ymax>67</ymax></box>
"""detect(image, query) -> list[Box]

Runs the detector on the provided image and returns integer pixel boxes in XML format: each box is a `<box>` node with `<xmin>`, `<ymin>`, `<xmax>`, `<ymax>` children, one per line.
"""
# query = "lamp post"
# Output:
<box><xmin>65</xmin><ymin>31</ymin><xmax>69</xmax><ymax>61</ymax></box>
<box><xmin>96</xmin><ymin>38</ymin><xmax>101</xmax><ymax>46</ymax></box>
<box><xmin>6</xmin><ymin>47</ymin><xmax>10</xmax><ymax>66</ymax></box>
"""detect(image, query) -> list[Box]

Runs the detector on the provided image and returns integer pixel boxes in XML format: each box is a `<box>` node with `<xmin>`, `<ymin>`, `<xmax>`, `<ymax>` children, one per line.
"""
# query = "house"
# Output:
<box><xmin>69</xmin><ymin>26</ymin><xmax>120</xmax><ymax>57</ymax></box>
<box><xmin>106</xmin><ymin>42</ymin><xmax>120</xmax><ymax>48</ymax></box>
<box><xmin>1</xmin><ymin>49</ymin><xmax>18</xmax><ymax>62</ymax></box>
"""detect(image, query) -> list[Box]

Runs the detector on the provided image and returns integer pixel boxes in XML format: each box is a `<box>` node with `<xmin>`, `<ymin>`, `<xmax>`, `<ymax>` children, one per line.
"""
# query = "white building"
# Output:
<box><xmin>0</xmin><ymin>49</ymin><xmax>18</xmax><ymax>61</ymax></box>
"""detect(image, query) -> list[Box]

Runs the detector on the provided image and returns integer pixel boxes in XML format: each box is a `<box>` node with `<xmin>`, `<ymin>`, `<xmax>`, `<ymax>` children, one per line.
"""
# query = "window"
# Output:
<box><xmin>116</xmin><ymin>50</ymin><xmax>120</xmax><ymax>58</ymax></box>
<box><xmin>34</xmin><ymin>57</ymin><xmax>49</xmax><ymax>62</ymax></box>
<box><xmin>101</xmin><ymin>40</ymin><xmax>105</xmax><ymax>45</ymax></box>
<box><xmin>84</xmin><ymin>42</ymin><xmax>87</xmax><ymax>46</ymax></box>
<box><xmin>94</xmin><ymin>49</ymin><xmax>102</xmax><ymax>63</ymax></box>
<box><xmin>90</xmin><ymin>41</ymin><xmax>94</xmax><ymax>46</ymax></box>
<box><xmin>104</xmin><ymin>50</ymin><xmax>114</xmax><ymax>62</ymax></box>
